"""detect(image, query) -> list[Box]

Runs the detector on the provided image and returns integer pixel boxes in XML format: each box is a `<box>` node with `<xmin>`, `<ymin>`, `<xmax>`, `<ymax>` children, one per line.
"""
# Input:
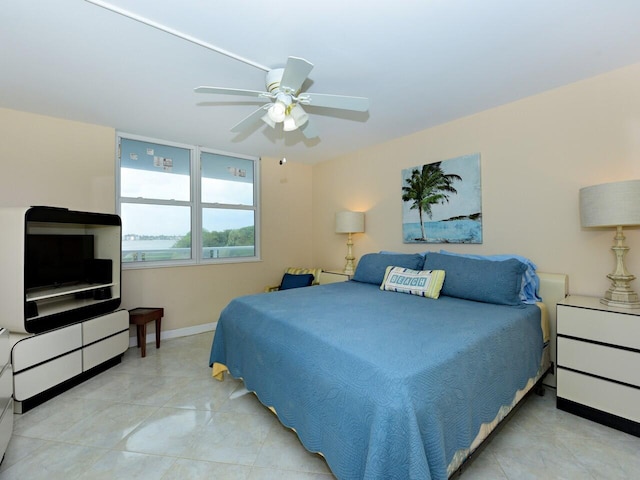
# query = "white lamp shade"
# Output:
<box><xmin>335</xmin><ymin>211</ymin><xmax>365</xmax><ymax>233</ymax></box>
<box><xmin>267</xmin><ymin>102</ymin><xmax>286</xmax><ymax>123</ymax></box>
<box><xmin>290</xmin><ymin>104</ymin><xmax>309</xmax><ymax>127</ymax></box>
<box><xmin>261</xmin><ymin>112</ymin><xmax>276</xmax><ymax>128</ymax></box>
<box><xmin>580</xmin><ymin>180</ymin><xmax>640</xmax><ymax>227</ymax></box>
<box><xmin>282</xmin><ymin>116</ymin><xmax>297</xmax><ymax>131</ymax></box>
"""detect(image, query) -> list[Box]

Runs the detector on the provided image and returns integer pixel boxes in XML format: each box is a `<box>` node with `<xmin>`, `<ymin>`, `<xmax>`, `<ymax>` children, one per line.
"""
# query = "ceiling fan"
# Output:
<box><xmin>195</xmin><ymin>56</ymin><xmax>369</xmax><ymax>138</ymax></box>
<box><xmin>85</xmin><ymin>0</ymin><xmax>369</xmax><ymax>139</ymax></box>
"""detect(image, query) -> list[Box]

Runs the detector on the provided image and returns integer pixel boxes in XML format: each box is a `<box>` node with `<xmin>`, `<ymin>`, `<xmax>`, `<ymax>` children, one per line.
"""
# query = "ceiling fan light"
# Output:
<box><xmin>289</xmin><ymin>104</ymin><xmax>309</xmax><ymax>127</ymax></box>
<box><xmin>268</xmin><ymin>102</ymin><xmax>286</xmax><ymax>123</ymax></box>
<box><xmin>283</xmin><ymin>116</ymin><xmax>298</xmax><ymax>131</ymax></box>
<box><xmin>261</xmin><ymin>112</ymin><xmax>276</xmax><ymax>128</ymax></box>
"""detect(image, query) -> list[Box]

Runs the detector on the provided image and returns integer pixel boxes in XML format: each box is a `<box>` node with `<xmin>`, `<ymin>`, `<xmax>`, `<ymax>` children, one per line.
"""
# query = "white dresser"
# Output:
<box><xmin>10</xmin><ymin>309</ymin><xmax>129</xmax><ymax>413</ymax></box>
<box><xmin>0</xmin><ymin>328</ymin><xmax>13</xmax><ymax>463</ymax></box>
<box><xmin>556</xmin><ymin>295</ymin><xmax>640</xmax><ymax>436</ymax></box>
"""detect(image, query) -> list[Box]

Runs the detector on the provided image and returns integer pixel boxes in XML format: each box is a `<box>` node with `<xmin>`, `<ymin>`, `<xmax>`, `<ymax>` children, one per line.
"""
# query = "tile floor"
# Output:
<box><xmin>1</xmin><ymin>331</ymin><xmax>639</xmax><ymax>479</ymax></box>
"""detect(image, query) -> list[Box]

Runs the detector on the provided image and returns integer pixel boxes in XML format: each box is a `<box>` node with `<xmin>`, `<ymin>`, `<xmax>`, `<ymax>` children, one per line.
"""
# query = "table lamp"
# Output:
<box><xmin>335</xmin><ymin>211</ymin><xmax>365</xmax><ymax>275</ymax></box>
<box><xmin>580</xmin><ymin>179</ymin><xmax>640</xmax><ymax>308</ymax></box>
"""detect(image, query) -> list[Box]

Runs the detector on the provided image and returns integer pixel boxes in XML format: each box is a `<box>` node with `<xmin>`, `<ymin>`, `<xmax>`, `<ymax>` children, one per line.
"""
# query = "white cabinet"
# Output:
<box><xmin>11</xmin><ymin>310</ymin><xmax>129</xmax><ymax>413</ymax></box>
<box><xmin>0</xmin><ymin>206</ymin><xmax>126</xmax><ymax>414</ymax></box>
<box><xmin>0</xmin><ymin>329</ymin><xmax>13</xmax><ymax>463</ymax></box>
<box><xmin>0</xmin><ymin>206</ymin><xmax>122</xmax><ymax>334</ymax></box>
<box><xmin>556</xmin><ymin>295</ymin><xmax>640</xmax><ymax>436</ymax></box>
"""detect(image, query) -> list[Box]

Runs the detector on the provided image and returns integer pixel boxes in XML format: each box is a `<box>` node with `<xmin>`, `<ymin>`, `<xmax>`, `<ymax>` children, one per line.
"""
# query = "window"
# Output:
<box><xmin>117</xmin><ymin>133</ymin><xmax>260</xmax><ymax>267</ymax></box>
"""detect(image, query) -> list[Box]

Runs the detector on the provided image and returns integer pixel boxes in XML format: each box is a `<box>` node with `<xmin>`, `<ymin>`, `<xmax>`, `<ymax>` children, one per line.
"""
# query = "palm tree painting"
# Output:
<box><xmin>402</xmin><ymin>153</ymin><xmax>482</xmax><ymax>243</ymax></box>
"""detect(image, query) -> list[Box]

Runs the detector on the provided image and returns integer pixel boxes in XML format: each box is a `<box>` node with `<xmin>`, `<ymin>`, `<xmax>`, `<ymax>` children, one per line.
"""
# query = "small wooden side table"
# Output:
<box><xmin>129</xmin><ymin>307</ymin><xmax>164</xmax><ymax>357</ymax></box>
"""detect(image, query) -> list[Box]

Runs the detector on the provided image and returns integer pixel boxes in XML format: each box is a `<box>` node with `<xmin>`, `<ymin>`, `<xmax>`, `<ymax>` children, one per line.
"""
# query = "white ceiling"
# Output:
<box><xmin>2</xmin><ymin>0</ymin><xmax>640</xmax><ymax>164</ymax></box>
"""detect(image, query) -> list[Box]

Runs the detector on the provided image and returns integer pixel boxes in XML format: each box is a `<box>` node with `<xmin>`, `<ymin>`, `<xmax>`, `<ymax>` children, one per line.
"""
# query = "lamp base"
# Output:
<box><xmin>343</xmin><ymin>232</ymin><xmax>356</xmax><ymax>276</ymax></box>
<box><xmin>600</xmin><ymin>226</ymin><xmax>640</xmax><ymax>309</ymax></box>
<box><xmin>600</xmin><ymin>298</ymin><xmax>640</xmax><ymax>309</ymax></box>
<box><xmin>601</xmin><ymin>286</ymin><xmax>640</xmax><ymax>309</ymax></box>
<box><xmin>343</xmin><ymin>264</ymin><xmax>355</xmax><ymax>276</ymax></box>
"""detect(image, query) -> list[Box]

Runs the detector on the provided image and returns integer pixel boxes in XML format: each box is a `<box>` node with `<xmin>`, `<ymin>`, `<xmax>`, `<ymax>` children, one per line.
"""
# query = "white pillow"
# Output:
<box><xmin>380</xmin><ymin>266</ymin><xmax>446</xmax><ymax>299</ymax></box>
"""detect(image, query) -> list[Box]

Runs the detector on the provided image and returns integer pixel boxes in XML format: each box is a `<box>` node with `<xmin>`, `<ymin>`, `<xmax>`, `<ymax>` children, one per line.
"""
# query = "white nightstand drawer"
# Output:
<box><xmin>558</xmin><ymin>337</ymin><xmax>640</xmax><ymax>387</ymax></box>
<box><xmin>557</xmin><ymin>303</ymin><xmax>640</xmax><ymax>350</ymax></box>
<box><xmin>558</xmin><ymin>369</ymin><xmax>640</xmax><ymax>423</ymax></box>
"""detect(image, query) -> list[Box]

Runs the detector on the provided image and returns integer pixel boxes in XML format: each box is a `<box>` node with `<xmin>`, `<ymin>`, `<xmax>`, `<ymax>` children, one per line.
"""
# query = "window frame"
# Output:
<box><xmin>116</xmin><ymin>132</ymin><xmax>260</xmax><ymax>269</ymax></box>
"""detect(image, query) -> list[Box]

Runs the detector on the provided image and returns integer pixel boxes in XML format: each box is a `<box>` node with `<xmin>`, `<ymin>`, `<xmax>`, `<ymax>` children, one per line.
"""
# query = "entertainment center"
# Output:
<box><xmin>0</xmin><ymin>206</ymin><xmax>129</xmax><ymax>414</ymax></box>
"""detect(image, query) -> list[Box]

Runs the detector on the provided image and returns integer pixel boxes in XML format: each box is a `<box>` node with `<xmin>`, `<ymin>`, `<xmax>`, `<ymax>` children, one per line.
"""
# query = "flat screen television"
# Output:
<box><xmin>25</xmin><ymin>234</ymin><xmax>95</xmax><ymax>290</ymax></box>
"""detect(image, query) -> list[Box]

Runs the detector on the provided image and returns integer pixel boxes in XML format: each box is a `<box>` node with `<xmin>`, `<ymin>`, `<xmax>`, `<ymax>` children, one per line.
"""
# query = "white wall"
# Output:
<box><xmin>312</xmin><ymin>63</ymin><xmax>640</xmax><ymax>299</ymax></box>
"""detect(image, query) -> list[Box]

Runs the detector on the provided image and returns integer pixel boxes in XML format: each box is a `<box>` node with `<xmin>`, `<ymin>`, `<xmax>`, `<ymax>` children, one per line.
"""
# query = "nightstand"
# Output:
<box><xmin>319</xmin><ymin>270</ymin><xmax>352</xmax><ymax>285</ymax></box>
<box><xmin>556</xmin><ymin>295</ymin><xmax>640</xmax><ymax>436</ymax></box>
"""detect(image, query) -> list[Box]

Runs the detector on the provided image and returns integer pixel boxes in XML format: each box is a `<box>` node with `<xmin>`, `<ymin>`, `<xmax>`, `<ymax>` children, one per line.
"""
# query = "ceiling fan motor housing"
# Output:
<box><xmin>265</xmin><ymin>68</ymin><xmax>298</xmax><ymax>123</ymax></box>
<box><xmin>265</xmin><ymin>68</ymin><xmax>284</xmax><ymax>93</ymax></box>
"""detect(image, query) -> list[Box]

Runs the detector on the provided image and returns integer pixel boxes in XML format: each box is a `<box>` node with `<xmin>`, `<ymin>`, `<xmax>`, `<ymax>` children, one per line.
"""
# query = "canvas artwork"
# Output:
<box><xmin>402</xmin><ymin>153</ymin><xmax>482</xmax><ymax>243</ymax></box>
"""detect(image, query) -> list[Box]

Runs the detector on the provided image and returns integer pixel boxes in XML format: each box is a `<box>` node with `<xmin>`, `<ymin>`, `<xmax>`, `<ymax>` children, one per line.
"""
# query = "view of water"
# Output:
<box><xmin>121</xmin><ymin>239</ymin><xmax>254</xmax><ymax>263</ymax></box>
<box><xmin>122</xmin><ymin>239</ymin><xmax>177</xmax><ymax>251</ymax></box>
<box><xmin>403</xmin><ymin>220</ymin><xmax>482</xmax><ymax>243</ymax></box>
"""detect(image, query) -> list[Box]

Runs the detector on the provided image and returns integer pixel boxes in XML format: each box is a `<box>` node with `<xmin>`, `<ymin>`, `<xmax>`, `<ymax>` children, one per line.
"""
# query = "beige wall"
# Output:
<box><xmin>0</xmin><ymin>107</ymin><xmax>314</xmax><ymax>334</ymax></box>
<box><xmin>312</xmin><ymin>63</ymin><xmax>640</xmax><ymax>299</ymax></box>
<box><xmin>3</xmin><ymin>60</ymin><xmax>640</xmax><ymax>334</ymax></box>
<box><xmin>0</xmin><ymin>108</ymin><xmax>116</xmax><ymax>213</ymax></box>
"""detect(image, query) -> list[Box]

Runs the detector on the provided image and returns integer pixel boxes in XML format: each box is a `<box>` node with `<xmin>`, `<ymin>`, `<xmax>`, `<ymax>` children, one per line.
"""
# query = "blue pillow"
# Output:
<box><xmin>352</xmin><ymin>253</ymin><xmax>424</xmax><ymax>285</ymax></box>
<box><xmin>279</xmin><ymin>273</ymin><xmax>315</xmax><ymax>290</ymax></box>
<box><xmin>423</xmin><ymin>252</ymin><xmax>527</xmax><ymax>306</ymax></box>
<box><xmin>380</xmin><ymin>250</ymin><xmax>432</xmax><ymax>257</ymax></box>
<box><xmin>439</xmin><ymin>250</ymin><xmax>541</xmax><ymax>304</ymax></box>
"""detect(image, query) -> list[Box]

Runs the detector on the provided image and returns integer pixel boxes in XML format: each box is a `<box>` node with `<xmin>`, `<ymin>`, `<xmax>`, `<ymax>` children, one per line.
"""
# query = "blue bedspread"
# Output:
<box><xmin>209</xmin><ymin>281</ymin><xmax>542</xmax><ymax>480</ymax></box>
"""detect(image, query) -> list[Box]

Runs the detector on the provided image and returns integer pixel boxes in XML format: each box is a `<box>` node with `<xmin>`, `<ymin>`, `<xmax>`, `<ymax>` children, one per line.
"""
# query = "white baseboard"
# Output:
<box><xmin>128</xmin><ymin>321</ymin><xmax>216</xmax><ymax>348</ymax></box>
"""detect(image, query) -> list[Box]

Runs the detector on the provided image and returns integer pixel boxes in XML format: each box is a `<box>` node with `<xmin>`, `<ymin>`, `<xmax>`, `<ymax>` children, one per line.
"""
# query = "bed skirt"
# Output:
<box><xmin>448</xmin><ymin>343</ymin><xmax>552</xmax><ymax>476</ymax></box>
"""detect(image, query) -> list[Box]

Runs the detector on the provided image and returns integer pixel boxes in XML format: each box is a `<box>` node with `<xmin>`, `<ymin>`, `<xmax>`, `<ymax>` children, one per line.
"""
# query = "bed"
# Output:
<box><xmin>209</xmin><ymin>252</ymin><xmax>568</xmax><ymax>479</ymax></box>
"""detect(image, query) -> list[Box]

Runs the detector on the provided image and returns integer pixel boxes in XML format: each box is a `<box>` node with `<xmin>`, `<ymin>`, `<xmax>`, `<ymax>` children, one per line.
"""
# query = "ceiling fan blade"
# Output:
<box><xmin>230</xmin><ymin>105</ymin><xmax>271</xmax><ymax>133</ymax></box>
<box><xmin>297</xmin><ymin>93</ymin><xmax>369</xmax><ymax>112</ymax></box>
<box><xmin>300</xmin><ymin>119</ymin><xmax>319</xmax><ymax>139</ymax></box>
<box><xmin>195</xmin><ymin>86</ymin><xmax>272</xmax><ymax>99</ymax></box>
<box><xmin>279</xmin><ymin>57</ymin><xmax>314</xmax><ymax>94</ymax></box>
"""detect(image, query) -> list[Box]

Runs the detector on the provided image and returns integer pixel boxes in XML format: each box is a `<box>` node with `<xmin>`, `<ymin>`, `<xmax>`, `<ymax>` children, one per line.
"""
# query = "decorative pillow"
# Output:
<box><xmin>380</xmin><ymin>266</ymin><xmax>446</xmax><ymax>299</ymax></box>
<box><xmin>438</xmin><ymin>250</ymin><xmax>541</xmax><ymax>304</ymax></box>
<box><xmin>284</xmin><ymin>267</ymin><xmax>322</xmax><ymax>286</ymax></box>
<box><xmin>279</xmin><ymin>273</ymin><xmax>315</xmax><ymax>290</ymax></box>
<box><xmin>423</xmin><ymin>252</ymin><xmax>527</xmax><ymax>306</ymax></box>
<box><xmin>352</xmin><ymin>253</ymin><xmax>425</xmax><ymax>285</ymax></box>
